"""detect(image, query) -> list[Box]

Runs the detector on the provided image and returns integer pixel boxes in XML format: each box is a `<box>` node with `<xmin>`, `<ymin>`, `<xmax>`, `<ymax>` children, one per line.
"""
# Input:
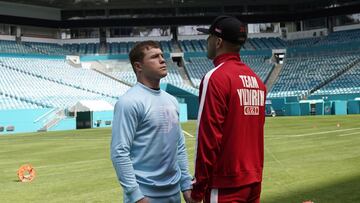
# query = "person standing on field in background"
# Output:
<box><xmin>189</xmin><ymin>16</ymin><xmax>267</xmax><ymax>203</ymax></box>
<box><xmin>111</xmin><ymin>41</ymin><xmax>192</xmax><ymax>203</ymax></box>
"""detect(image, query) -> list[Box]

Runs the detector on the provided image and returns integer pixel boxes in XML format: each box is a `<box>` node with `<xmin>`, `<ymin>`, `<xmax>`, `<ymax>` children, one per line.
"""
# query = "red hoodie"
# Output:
<box><xmin>191</xmin><ymin>53</ymin><xmax>267</xmax><ymax>201</ymax></box>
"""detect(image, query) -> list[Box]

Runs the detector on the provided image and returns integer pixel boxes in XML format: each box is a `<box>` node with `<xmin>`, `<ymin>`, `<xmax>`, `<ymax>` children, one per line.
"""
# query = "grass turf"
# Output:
<box><xmin>0</xmin><ymin>115</ymin><xmax>360</xmax><ymax>202</ymax></box>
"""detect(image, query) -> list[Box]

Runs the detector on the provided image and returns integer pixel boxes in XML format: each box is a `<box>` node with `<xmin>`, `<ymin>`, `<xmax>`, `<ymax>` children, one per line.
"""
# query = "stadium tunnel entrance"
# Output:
<box><xmin>76</xmin><ymin>111</ymin><xmax>92</xmax><ymax>129</ymax></box>
<box><xmin>69</xmin><ymin>100</ymin><xmax>114</xmax><ymax>129</ymax></box>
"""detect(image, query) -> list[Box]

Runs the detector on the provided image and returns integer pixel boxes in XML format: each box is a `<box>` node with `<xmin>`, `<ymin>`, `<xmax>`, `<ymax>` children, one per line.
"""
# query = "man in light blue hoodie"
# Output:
<box><xmin>111</xmin><ymin>41</ymin><xmax>192</xmax><ymax>203</ymax></box>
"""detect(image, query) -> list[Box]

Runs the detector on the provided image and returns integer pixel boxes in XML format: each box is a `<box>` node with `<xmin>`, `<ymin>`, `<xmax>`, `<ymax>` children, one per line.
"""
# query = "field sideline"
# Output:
<box><xmin>1</xmin><ymin>115</ymin><xmax>360</xmax><ymax>202</ymax></box>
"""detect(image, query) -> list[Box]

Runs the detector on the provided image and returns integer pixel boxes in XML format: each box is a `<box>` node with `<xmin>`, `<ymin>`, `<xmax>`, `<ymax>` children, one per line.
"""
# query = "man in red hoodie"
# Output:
<box><xmin>190</xmin><ymin>16</ymin><xmax>267</xmax><ymax>203</ymax></box>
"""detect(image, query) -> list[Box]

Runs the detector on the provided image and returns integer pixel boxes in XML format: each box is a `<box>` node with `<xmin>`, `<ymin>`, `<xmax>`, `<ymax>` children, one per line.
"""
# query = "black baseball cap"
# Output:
<box><xmin>197</xmin><ymin>15</ymin><xmax>247</xmax><ymax>44</ymax></box>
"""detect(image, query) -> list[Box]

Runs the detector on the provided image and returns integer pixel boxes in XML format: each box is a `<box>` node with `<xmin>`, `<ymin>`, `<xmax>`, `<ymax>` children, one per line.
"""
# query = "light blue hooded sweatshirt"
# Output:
<box><xmin>111</xmin><ymin>82</ymin><xmax>192</xmax><ymax>202</ymax></box>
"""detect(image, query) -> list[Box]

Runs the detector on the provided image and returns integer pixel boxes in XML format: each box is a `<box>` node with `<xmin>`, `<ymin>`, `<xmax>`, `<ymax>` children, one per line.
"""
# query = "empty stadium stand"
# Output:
<box><xmin>184</xmin><ymin>57</ymin><xmax>212</xmax><ymax>88</ymax></box>
<box><xmin>0</xmin><ymin>57</ymin><xmax>129</xmax><ymax>109</ymax></box>
<box><xmin>1</xmin><ymin>28</ymin><xmax>360</xmax><ymax>111</ymax></box>
<box><xmin>248</xmin><ymin>37</ymin><xmax>286</xmax><ymax>50</ymax></box>
<box><xmin>285</xmin><ymin>37</ymin><xmax>321</xmax><ymax>48</ymax></box>
<box><xmin>107</xmin><ymin>41</ymin><xmax>172</xmax><ymax>54</ymax></box>
<box><xmin>0</xmin><ymin>40</ymin><xmax>39</xmax><ymax>54</ymax></box>
<box><xmin>0</xmin><ymin>57</ymin><xmax>130</xmax><ymax>98</ymax></box>
<box><xmin>0</xmin><ymin>40</ymin><xmax>100</xmax><ymax>55</ymax></box>
<box><xmin>316</xmin><ymin>29</ymin><xmax>360</xmax><ymax>45</ymax></box>
<box><xmin>313</xmin><ymin>60</ymin><xmax>360</xmax><ymax>95</ymax></box>
<box><xmin>108</xmin><ymin>59</ymin><xmax>198</xmax><ymax>95</ymax></box>
<box><xmin>0</xmin><ymin>93</ymin><xmax>41</xmax><ymax>110</ymax></box>
<box><xmin>268</xmin><ymin>54</ymin><xmax>360</xmax><ymax>98</ymax></box>
<box><xmin>184</xmin><ymin>55</ymin><xmax>274</xmax><ymax>88</ymax></box>
<box><xmin>179</xmin><ymin>38</ymin><xmax>286</xmax><ymax>52</ymax></box>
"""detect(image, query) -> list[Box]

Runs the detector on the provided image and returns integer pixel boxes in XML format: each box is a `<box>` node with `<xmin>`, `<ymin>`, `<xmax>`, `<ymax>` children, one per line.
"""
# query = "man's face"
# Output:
<box><xmin>138</xmin><ymin>47</ymin><xmax>167</xmax><ymax>80</ymax></box>
<box><xmin>207</xmin><ymin>34</ymin><xmax>217</xmax><ymax>60</ymax></box>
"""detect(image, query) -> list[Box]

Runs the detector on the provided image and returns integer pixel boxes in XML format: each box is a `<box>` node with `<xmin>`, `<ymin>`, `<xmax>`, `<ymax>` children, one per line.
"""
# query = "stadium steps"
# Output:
<box><xmin>178</xmin><ymin>62</ymin><xmax>193</xmax><ymax>87</ymax></box>
<box><xmin>99</xmin><ymin>43</ymin><xmax>107</xmax><ymax>54</ymax></box>
<box><xmin>309</xmin><ymin>58</ymin><xmax>360</xmax><ymax>94</ymax></box>
<box><xmin>172</xmin><ymin>41</ymin><xmax>183</xmax><ymax>52</ymax></box>
<box><xmin>266</xmin><ymin>63</ymin><xmax>283</xmax><ymax>91</ymax></box>
<box><xmin>92</xmin><ymin>68</ymin><xmax>133</xmax><ymax>87</ymax></box>
<box><xmin>0</xmin><ymin>61</ymin><xmax>118</xmax><ymax>99</ymax></box>
<box><xmin>38</xmin><ymin>109</ymin><xmax>66</xmax><ymax>132</ymax></box>
<box><xmin>66</xmin><ymin>58</ymin><xmax>82</xmax><ymax>68</ymax></box>
<box><xmin>90</xmin><ymin>60</ymin><xmax>133</xmax><ymax>87</ymax></box>
<box><xmin>249</xmin><ymin>39</ymin><xmax>260</xmax><ymax>50</ymax></box>
<box><xmin>244</xmin><ymin>41</ymin><xmax>256</xmax><ymax>50</ymax></box>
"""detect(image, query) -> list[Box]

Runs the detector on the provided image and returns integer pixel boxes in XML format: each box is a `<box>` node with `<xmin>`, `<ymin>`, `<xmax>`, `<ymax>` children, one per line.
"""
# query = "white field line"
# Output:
<box><xmin>265</xmin><ymin>146</ymin><xmax>283</xmax><ymax>166</ymax></box>
<box><xmin>182</xmin><ymin>130</ymin><xmax>194</xmax><ymax>138</ymax></box>
<box><xmin>35</xmin><ymin>158</ymin><xmax>108</xmax><ymax>169</ymax></box>
<box><xmin>265</xmin><ymin>146</ymin><xmax>292</xmax><ymax>178</ymax></box>
<box><xmin>264</xmin><ymin>146</ymin><xmax>294</xmax><ymax>191</ymax></box>
<box><xmin>36</xmin><ymin>138</ymin><xmax>109</xmax><ymax>141</ymax></box>
<box><xmin>337</xmin><ymin>131</ymin><xmax>360</xmax><ymax>137</ymax></box>
<box><xmin>269</xmin><ymin>127</ymin><xmax>360</xmax><ymax>138</ymax></box>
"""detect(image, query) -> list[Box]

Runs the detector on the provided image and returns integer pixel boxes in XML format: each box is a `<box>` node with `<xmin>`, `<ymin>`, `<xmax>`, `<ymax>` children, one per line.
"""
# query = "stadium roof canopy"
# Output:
<box><xmin>1</xmin><ymin>0</ymin><xmax>359</xmax><ymax>10</ymax></box>
<box><xmin>0</xmin><ymin>0</ymin><xmax>360</xmax><ymax>27</ymax></box>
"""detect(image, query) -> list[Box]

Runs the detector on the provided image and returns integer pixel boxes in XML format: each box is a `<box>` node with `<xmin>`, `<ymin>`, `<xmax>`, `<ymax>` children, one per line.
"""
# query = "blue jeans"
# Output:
<box><xmin>123</xmin><ymin>191</ymin><xmax>181</xmax><ymax>203</ymax></box>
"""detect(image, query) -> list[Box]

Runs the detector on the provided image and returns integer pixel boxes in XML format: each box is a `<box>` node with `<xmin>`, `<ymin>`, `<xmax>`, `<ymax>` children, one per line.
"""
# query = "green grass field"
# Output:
<box><xmin>1</xmin><ymin>115</ymin><xmax>360</xmax><ymax>203</ymax></box>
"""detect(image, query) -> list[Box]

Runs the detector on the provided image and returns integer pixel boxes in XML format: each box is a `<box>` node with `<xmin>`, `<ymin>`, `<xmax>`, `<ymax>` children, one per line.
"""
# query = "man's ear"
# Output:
<box><xmin>216</xmin><ymin>37</ymin><xmax>223</xmax><ymax>49</ymax></box>
<box><xmin>134</xmin><ymin>62</ymin><xmax>142</xmax><ymax>74</ymax></box>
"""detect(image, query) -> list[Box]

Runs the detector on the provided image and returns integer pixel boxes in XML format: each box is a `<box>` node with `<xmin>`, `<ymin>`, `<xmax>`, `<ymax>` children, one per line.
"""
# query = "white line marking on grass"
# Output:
<box><xmin>265</xmin><ymin>146</ymin><xmax>283</xmax><ymax>166</ymax></box>
<box><xmin>38</xmin><ymin>138</ymin><xmax>109</xmax><ymax>141</ymax></box>
<box><xmin>264</xmin><ymin>146</ymin><xmax>294</xmax><ymax>191</ymax></box>
<box><xmin>286</xmin><ymin>127</ymin><xmax>360</xmax><ymax>138</ymax></box>
<box><xmin>182</xmin><ymin>130</ymin><xmax>194</xmax><ymax>137</ymax></box>
<box><xmin>35</xmin><ymin>158</ymin><xmax>108</xmax><ymax>169</ymax></box>
<box><xmin>338</xmin><ymin>131</ymin><xmax>360</xmax><ymax>137</ymax></box>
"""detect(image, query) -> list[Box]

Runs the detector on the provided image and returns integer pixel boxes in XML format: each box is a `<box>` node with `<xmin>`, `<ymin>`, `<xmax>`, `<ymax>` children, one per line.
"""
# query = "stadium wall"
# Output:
<box><xmin>0</xmin><ymin>34</ymin><xmax>15</xmax><ymax>41</ymax></box>
<box><xmin>92</xmin><ymin>111</ymin><xmax>113</xmax><ymax>128</ymax></box>
<box><xmin>316</xmin><ymin>102</ymin><xmax>325</xmax><ymax>115</ymax></box>
<box><xmin>107</xmin><ymin>36</ymin><xmax>172</xmax><ymax>43</ymax></box>
<box><xmin>286</xmin><ymin>28</ymin><xmax>328</xmax><ymax>40</ymax></box>
<box><xmin>0</xmin><ymin>108</ymin><xmax>52</xmax><ymax>134</ymax></box>
<box><xmin>21</xmin><ymin>36</ymin><xmax>60</xmax><ymax>44</ymax></box>
<box><xmin>80</xmin><ymin>55</ymin><xmax>129</xmax><ymax>61</ymax></box>
<box><xmin>285</xmin><ymin>103</ymin><xmax>301</xmax><ymax>116</ymax></box>
<box><xmin>161</xmin><ymin>83</ymin><xmax>194</xmax><ymax>120</ymax></box>
<box><xmin>333</xmin><ymin>24</ymin><xmax>360</xmax><ymax>32</ymax></box>
<box><xmin>178</xmin><ymin>35</ymin><xmax>207</xmax><ymax>41</ymax></box>
<box><xmin>269</xmin><ymin>96</ymin><xmax>360</xmax><ymax>116</ymax></box>
<box><xmin>179</xmin><ymin>103</ymin><xmax>188</xmax><ymax>122</ymax></box>
<box><xmin>308</xmin><ymin>93</ymin><xmax>360</xmax><ymax>101</ymax></box>
<box><xmin>332</xmin><ymin>101</ymin><xmax>347</xmax><ymax>115</ymax></box>
<box><xmin>61</xmin><ymin>38</ymin><xmax>100</xmax><ymax>45</ymax></box>
<box><xmin>248</xmin><ymin>32</ymin><xmax>281</xmax><ymax>39</ymax></box>
<box><xmin>0</xmin><ymin>109</ymin><xmax>117</xmax><ymax>134</ymax></box>
<box><xmin>347</xmin><ymin>100</ymin><xmax>360</xmax><ymax>114</ymax></box>
<box><xmin>21</xmin><ymin>26</ymin><xmax>59</xmax><ymax>39</ymax></box>
<box><xmin>49</xmin><ymin>118</ymin><xmax>76</xmax><ymax>131</ymax></box>
<box><xmin>300</xmin><ymin>103</ymin><xmax>311</xmax><ymax>116</ymax></box>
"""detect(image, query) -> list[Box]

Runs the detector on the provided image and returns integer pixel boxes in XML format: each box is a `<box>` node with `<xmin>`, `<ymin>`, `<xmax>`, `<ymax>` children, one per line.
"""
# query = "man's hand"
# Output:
<box><xmin>188</xmin><ymin>191</ymin><xmax>202</xmax><ymax>203</ymax></box>
<box><xmin>182</xmin><ymin>190</ymin><xmax>192</xmax><ymax>203</ymax></box>
<box><xmin>188</xmin><ymin>197</ymin><xmax>202</xmax><ymax>203</ymax></box>
<box><xmin>183</xmin><ymin>190</ymin><xmax>201</xmax><ymax>203</ymax></box>
<box><xmin>136</xmin><ymin>197</ymin><xmax>149</xmax><ymax>203</ymax></box>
